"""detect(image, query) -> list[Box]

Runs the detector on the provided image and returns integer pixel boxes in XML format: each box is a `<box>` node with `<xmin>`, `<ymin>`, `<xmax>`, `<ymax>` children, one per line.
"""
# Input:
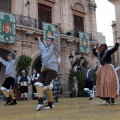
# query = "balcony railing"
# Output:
<box><xmin>16</xmin><ymin>15</ymin><xmax>93</xmax><ymax>41</ymax></box>
<box><xmin>16</xmin><ymin>15</ymin><xmax>52</xmax><ymax>31</ymax></box>
<box><xmin>16</xmin><ymin>15</ymin><xmax>39</xmax><ymax>29</ymax></box>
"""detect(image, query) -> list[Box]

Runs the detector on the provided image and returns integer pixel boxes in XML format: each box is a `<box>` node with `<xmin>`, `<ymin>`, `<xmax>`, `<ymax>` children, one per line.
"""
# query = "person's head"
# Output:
<box><xmin>21</xmin><ymin>70</ymin><xmax>25</xmax><ymax>75</ymax></box>
<box><xmin>33</xmin><ymin>68</ymin><xmax>37</xmax><ymax>74</ymax></box>
<box><xmin>99</xmin><ymin>44</ymin><xmax>107</xmax><ymax>53</ymax></box>
<box><xmin>87</xmin><ymin>64</ymin><xmax>92</xmax><ymax>69</ymax></box>
<box><xmin>7</xmin><ymin>53</ymin><xmax>14</xmax><ymax>61</ymax></box>
<box><xmin>46</xmin><ymin>37</ymin><xmax>54</xmax><ymax>47</ymax></box>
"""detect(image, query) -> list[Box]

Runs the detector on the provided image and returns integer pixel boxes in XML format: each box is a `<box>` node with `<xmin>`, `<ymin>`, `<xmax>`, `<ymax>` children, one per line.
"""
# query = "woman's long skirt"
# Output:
<box><xmin>96</xmin><ymin>64</ymin><xmax>119</xmax><ymax>99</ymax></box>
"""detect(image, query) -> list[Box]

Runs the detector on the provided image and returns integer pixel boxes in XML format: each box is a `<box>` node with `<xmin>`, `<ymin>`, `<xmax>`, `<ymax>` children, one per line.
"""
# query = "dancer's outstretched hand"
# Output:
<box><xmin>116</xmin><ymin>39</ymin><xmax>120</xmax><ymax>44</ymax></box>
<box><xmin>13</xmin><ymin>48</ymin><xmax>18</xmax><ymax>55</ymax></box>
<box><xmin>38</xmin><ymin>36</ymin><xmax>41</xmax><ymax>42</ymax></box>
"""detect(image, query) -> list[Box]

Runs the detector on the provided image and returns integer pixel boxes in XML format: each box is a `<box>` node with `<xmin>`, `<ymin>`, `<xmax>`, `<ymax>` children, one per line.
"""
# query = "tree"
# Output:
<box><xmin>68</xmin><ymin>69</ymin><xmax>76</xmax><ymax>97</ymax></box>
<box><xmin>75</xmin><ymin>70</ymin><xmax>85</xmax><ymax>96</ymax></box>
<box><xmin>16</xmin><ymin>54</ymin><xmax>32</xmax><ymax>75</ymax></box>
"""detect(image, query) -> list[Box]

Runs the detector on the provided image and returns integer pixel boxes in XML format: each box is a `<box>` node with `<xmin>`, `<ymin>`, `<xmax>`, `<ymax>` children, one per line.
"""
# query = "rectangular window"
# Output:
<box><xmin>38</xmin><ymin>3</ymin><xmax>52</xmax><ymax>29</ymax></box>
<box><xmin>74</xmin><ymin>15</ymin><xmax>84</xmax><ymax>38</ymax></box>
<box><xmin>0</xmin><ymin>0</ymin><xmax>11</xmax><ymax>13</ymax></box>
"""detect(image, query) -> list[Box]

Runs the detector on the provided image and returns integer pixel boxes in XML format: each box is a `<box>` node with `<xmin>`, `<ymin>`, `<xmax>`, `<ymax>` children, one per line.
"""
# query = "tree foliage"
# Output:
<box><xmin>17</xmin><ymin>54</ymin><xmax>32</xmax><ymax>75</ymax></box>
<box><xmin>68</xmin><ymin>69</ymin><xmax>76</xmax><ymax>92</ymax></box>
<box><xmin>75</xmin><ymin>70</ymin><xmax>85</xmax><ymax>92</ymax></box>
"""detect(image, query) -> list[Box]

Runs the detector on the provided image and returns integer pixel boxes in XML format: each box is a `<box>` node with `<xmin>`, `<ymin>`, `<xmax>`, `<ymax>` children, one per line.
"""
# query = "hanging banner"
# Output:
<box><xmin>79</xmin><ymin>32</ymin><xmax>90</xmax><ymax>53</ymax></box>
<box><xmin>42</xmin><ymin>22</ymin><xmax>56</xmax><ymax>44</ymax></box>
<box><xmin>0</xmin><ymin>12</ymin><xmax>16</xmax><ymax>43</ymax></box>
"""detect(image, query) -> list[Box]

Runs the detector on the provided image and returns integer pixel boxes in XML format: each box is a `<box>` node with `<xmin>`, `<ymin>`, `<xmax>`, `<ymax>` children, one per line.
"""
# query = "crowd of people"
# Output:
<box><xmin>0</xmin><ymin>23</ymin><xmax>120</xmax><ymax>111</ymax></box>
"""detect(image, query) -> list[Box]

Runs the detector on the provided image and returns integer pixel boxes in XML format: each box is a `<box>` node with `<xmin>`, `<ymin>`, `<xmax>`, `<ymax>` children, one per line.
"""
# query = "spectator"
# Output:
<box><xmin>17</xmin><ymin>70</ymin><xmax>31</xmax><ymax>100</ymax></box>
<box><xmin>31</xmin><ymin>68</ymin><xmax>40</xmax><ymax>100</ymax></box>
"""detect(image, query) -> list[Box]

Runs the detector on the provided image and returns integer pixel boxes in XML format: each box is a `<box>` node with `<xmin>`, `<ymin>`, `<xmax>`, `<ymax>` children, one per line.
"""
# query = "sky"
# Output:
<box><xmin>96</xmin><ymin>0</ymin><xmax>115</xmax><ymax>46</ymax></box>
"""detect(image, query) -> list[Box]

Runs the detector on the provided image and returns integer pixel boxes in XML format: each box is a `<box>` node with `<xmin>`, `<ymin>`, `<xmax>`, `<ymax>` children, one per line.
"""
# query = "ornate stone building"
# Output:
<box><xmin>0</xmin><ymin>0</ymin><xmax>98</xmax><ymax>97</ymax></box>
<box><xmin>109</xmin><ymin>0</ymin><xmax>120</xmax><ymax>65</ymax></box>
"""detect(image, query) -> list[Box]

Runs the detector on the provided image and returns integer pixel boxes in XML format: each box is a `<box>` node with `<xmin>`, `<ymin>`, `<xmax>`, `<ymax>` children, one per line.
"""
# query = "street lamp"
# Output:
<box><xmin>80</xmin><ymin>55</ymin><xmax>85</xmax><ymax>64</ymax></box>
<box><xmin>75</xmin><ymin>50</ymin><xmax>80</xmax><ymax>59</ymax></box>
<box><xmin>69</xmin><ymin>50</ymin><xmax>85</xmax><ymax>69</ymax></box>
<box><xmin>69</xmin><ymin>53</ymin><xmax>74</xmax><ymax>64</ymax></box>
<box><xmin>68</xmin><ymin>51</ymin><xmax>85</xmax><ymax>97</ymax></box>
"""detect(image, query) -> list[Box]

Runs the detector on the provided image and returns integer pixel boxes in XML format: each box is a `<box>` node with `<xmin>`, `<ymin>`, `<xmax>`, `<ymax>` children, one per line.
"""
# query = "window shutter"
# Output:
<box><xmin>38</xmin><ymin>3</ymin><xmax>52</xmax><ymax>30</ymax></box>
<box><xmin>0</xmin><ymin>0</ymin><xmax>11</xmax><ymax>13</ymax></box>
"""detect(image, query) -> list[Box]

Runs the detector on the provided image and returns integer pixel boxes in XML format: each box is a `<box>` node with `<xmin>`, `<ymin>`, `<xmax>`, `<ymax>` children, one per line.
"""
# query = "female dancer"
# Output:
<box><xmin>93</xmin><ymin>41</ymin><xmax>119</xmax><ymax>105</ymax></box>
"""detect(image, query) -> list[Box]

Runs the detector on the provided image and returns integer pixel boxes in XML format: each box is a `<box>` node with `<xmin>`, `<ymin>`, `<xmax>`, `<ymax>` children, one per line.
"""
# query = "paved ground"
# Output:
<box><xmin>0</xmin><ymin>98</ymin><xmax>120</xmax><ymax>120</ymax></box>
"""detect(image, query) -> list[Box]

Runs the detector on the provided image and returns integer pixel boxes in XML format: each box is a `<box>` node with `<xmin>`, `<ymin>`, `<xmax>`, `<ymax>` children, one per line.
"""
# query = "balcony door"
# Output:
<box><xmin>38</xmin><ymin>3</ymin><xmax>52</xmax><ymax>29</ymax></box>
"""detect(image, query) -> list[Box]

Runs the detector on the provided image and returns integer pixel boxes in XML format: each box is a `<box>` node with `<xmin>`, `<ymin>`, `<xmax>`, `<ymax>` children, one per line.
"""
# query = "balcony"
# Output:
<box><xmin>16</xmin><ymin>15</ymin><xmax>38</xmax><ymax>29</ymax></box>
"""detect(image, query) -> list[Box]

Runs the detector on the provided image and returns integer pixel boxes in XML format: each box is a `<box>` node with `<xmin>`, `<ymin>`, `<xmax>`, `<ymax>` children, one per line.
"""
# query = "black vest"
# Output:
<box><xmin>32</xmin><ymin>73</ymin><xmax>38</xmax><ymax>80</ymax></box>
<box><xmin>20</xmin><ymin>75</ymin><xmax>28</xmax><ymax>82</ymax></box>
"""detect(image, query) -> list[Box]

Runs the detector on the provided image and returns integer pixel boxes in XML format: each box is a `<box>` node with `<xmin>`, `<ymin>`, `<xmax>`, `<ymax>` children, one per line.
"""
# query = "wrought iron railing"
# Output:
<box><xmin>16</xmin><ymin>15</ymin><xmax>39</xmax><ymax>29</ymax></box>
<box><xmin>16</xmin><ymin>15</ymin><xmax>52</xmax><ymax>30</ymax></box>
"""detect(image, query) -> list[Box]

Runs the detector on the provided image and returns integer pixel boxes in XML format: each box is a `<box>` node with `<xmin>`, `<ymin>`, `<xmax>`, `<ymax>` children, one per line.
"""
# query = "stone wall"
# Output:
<box><xmin>0</xmin><ymin>0</ymin><xmax>98</xmax><ymax>98</ymax></box>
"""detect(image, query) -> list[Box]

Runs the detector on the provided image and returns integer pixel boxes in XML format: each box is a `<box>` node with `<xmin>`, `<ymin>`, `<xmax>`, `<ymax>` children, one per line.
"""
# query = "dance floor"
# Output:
<box><xmin>0</xmin><ymin>98</ymin><xmax>120</xmax><ymax>120</ymax></box>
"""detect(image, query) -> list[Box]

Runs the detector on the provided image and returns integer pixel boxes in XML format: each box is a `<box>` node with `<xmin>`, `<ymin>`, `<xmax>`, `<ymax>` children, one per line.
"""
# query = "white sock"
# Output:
<box><xmin>24</xmin><ymin>93</ymin><xmax>28</xmax><ymax>98</ymax></box>
<box><xmin>21</xmin><ymin>93</ymin><xmax>24</xmax><ymax>98</ymax></box>
<box><xmin>34</xmin><ymin>93</ymin><xmax>38</xmax><ymax>97</ymax></box>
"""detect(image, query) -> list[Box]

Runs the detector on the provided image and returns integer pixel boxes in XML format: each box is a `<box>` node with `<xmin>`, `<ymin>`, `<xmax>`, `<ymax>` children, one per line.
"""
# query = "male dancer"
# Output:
<box><xmin>34</xmin><ymin>24</ymin><xmax>60</xmax><ymax>111</ymax></box>
<box><xmin>81</xmin><ymin>64</ymin><xmax>98</xmax><ymax>100</ymax></box>
<box><xmin>0</xmin><ymin>49</ymin><xmax>19</xmax><ymax>105</ymax></box>
<box><xmin>31</xmin><ymin>68</ymin><xmax>40</xmax><ymax>100</ymax></box>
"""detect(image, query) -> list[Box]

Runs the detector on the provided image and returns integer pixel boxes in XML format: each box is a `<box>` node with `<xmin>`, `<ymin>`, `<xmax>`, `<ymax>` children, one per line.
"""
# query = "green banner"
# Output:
<box><xmin>0</xmin><ymin>12</ymin><xmax>16</xmax><ymax>43</ymax></box>
<box><xmin>42</xmin><ymin>22</ymin><xmax>56</xmax><ymax>44</ymax></box>
<box><xmin>79</xmin><ymin>32</ymin><xmax>90</xmax><ymax>53</ymax></box>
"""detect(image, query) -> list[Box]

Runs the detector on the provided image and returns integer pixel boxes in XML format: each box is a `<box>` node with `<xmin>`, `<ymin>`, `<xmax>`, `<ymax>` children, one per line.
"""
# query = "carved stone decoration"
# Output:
<box><xmin>72</xmin><ymin>1</ymin><xmax>86</xmax><ymax>13</ymax></box>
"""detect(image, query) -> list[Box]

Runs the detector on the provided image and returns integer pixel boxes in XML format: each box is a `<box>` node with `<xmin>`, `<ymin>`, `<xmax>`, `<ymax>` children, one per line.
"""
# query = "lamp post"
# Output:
<box><xmin>80</xmin><ymin>55</ymin><xmax>85</xmax><ymax>65</ymax></box>
<box><xmin>75</xmin><ymin>50</ymin><xmax>80</xmax><ymax>70</ymax></box>
<box><xmin>68</xmin><ymin>51</ymin><xmax>85</xmax><ymax>97</ymax></box>
<box><xmin>26</xmin><ymin>0</ymin><xmax>30</xmax><ymax>17</ymax></box>
<box><xmin>112</xmin><ymin>21</ymin><xmax>119</xmax><ymax>65</ymax></box>
<box><xmin>68</xmin><ymin>51</ymin><xmax>85</xmax><ymax>69</ymax></box>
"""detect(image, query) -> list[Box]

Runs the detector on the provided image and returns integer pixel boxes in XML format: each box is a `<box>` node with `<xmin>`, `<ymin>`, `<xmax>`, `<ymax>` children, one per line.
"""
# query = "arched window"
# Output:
<box><xmin>0</xmin><ymin>0</ymin><xmax>11</xmax><ymax>13</ymax></box>
<box><xmin>72</xmin><ymin>1</ymin><xmax>86</xmax><ymax>38</ymax></box>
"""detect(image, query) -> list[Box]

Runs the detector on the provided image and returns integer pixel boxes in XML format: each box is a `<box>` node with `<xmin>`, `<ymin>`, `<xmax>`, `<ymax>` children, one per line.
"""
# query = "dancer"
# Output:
<box><xmin>0</xmin><ymin>49</ymin><xmax>19</xmax><ymax>105</ymax></box>
<box><xmin>93</xmin><ymin>42</ymin><xmax>119</xmax><ymax>105</ymax></box>
<box><xmin>17</xmin><ymin>70</ymin><xmax>31</xmax><ymax>100</ymax></box>
<box><xmin>34</xmin><ymin>23</ymin><xmax>60</xmax><ymax>111</ymax></box>
<box><xmin>81</xmin><ymin>64</ymin><xmax>98</xmax><ymax>100</ymax></box>
<box><xmin>52</xmin><ymin>77</ymin><xmax>62</xmax><ymax>102</ymax></box>
<box><xmin>31</xmin><ymin>68</ymin><xmax>40</xmax><ymax>100</ymax></box>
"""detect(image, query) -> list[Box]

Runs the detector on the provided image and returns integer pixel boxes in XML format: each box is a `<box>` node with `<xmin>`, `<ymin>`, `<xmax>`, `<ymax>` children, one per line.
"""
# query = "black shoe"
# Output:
<box><xmin>111</xmin><ymin>98</ymin><xmax>116</xmax><ymax>105</ymax></box>
<box><xmin>105</xmin><ymin>99</ymin><xmax>111</xmax><ymax>105</ymax></box>
<box><xmin>9</xmin><ymin>99</ymin><xmax>17</xmax><ymax>105</ymax></box>
<box><xmin>34</xmin><ymin>97</ymin><xmax>38</xmax><ymax>100</ymax></box>
<box><xmin>43</xmin><ymin>102</ymin><xmax>54</xmax><ymax>110</ymax></box>
<box><xmin>5</xmin><ymin>97</ymin><xmax>12</xmax><ymax>106</ymax></box>
<box><xmin>89</xmin><ymin>97</ymin><xmax>93</xmax><ymax>100</ymax></box>
<box><xmin>55</xmin><ymin>99</ymin><xmax>59</xmax><ymax>102</ymax></box>
<box><xmin>21</xmin><ymin>98</ymin><xmax>24</xmax><ymax>101</ymax></box>
<box><xmin>25</xmin><ymin>98</ymin><xmax>29</xmax><ymax>101</ymax></box>
<box><xmin>36</xmin><ymin>98</ymin><xmax>48</xmax><ymax>111</ymax></box>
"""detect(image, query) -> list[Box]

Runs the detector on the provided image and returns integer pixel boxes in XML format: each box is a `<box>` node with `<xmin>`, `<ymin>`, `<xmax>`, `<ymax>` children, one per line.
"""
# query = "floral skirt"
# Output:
<box><xmin>96</xmin><ymin>64</ymin><xmax>118</xmax><ymax>99</ymax></box>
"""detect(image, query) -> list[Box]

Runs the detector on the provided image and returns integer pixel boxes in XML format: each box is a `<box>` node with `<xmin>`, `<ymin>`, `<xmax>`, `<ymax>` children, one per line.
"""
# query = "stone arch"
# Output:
<box><xmin>31</xmin><ymin>50</ymin><xmax>42</xmax><ymax>73</ymax></box>
<box><xmin>72</xmin><ymin>55</ymin><xmax>92</xmax><ymax>69</ymax></box>
<box><xmin>83</xmin><ymin>55</ymin><xmax>92</xmax><ymax>64</ymax></box>
<box><xmin>71</xmin><ymin>1</ymin><xmax>86</xmax><ymax>13</ymax></box>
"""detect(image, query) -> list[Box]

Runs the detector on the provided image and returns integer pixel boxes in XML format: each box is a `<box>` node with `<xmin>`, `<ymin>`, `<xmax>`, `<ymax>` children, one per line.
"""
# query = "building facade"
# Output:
<box><xmin>109</xmin><ymin>0</ymin><xmax>120</xmax><ymax>66</ymax></box>
<box><xmin>0</xmin><ymin>0</ymin><xmax>98</xmax><ymax>98</ymax></box>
